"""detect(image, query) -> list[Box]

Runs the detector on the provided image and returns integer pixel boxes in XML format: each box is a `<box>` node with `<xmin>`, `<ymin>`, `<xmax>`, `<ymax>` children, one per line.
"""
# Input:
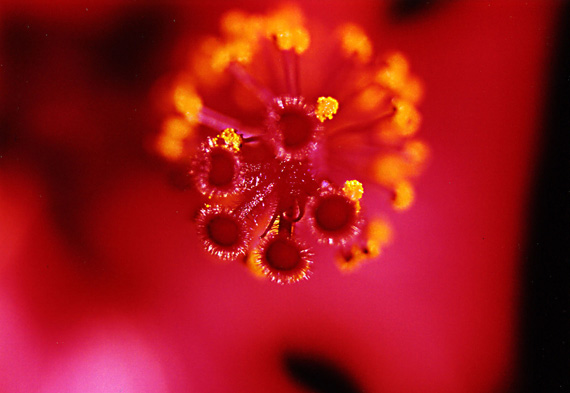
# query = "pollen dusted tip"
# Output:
<box><xmin>197</xmin><ymin>205</ymin><xmax>250</xmax><ymax>261</ymax></box>
<box><xmin>254</xmin><ymin>233</ymin><xmax>312</xmax><ymax>284</ymax></box>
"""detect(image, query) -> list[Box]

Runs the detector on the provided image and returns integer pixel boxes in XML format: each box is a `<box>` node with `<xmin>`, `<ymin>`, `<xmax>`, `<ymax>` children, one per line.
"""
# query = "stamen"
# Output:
<box><xmin>211</xmin><ymin>40</ymin><xmax>254</xmax><ymax>72</ymax></box>
<box><xmin>173</xmin><ymin>84</ymin><xmax>202</xmax><ymax>123</ymax></box>
<box><xmin>336</xmin><ymin>218</ymin><xmax>392</xmax><ymax>271</ymax></box>
<box><xmin>375</xmin><ymin>52</ymin><xmax>410</xmax><ymax>93</ymax></box>
<box><xmin>215</xmin><ymin>128</ymin><xmax>242</xmax><ymax>151</ymax></box>
<box><xmin>403</xmin><ymin>140</ymin><xmax>429</xmax><ymax>165</ymax></box>
<box><xmin>315</xmin><ymin>97</ymin><xmax>339</xmax><ymax>123</ymax></box>
<box><xmin>198</xmin><ymin>107</ymin><xmax>253</xmax><ymax>136</ymax></box>
<box><xmin>342</xmin><ymin>180</ymin><xmax>364</xmax><ymax>212</ymax></box>
<box><xmin>389</xmin><ymin>98</ymin><xmax>421</xmax><ymax>136</ymax></box>
<box><xmin>155</xmin><ymin>117</ymin><xmax>193</xmax><ymax>160</ymax></box>
<box><xmin>392</xmin><ymin>180</ymin><xmax>414</xmax><ymax>210</ymax></box>
<box><xmin>266</xmin><ymin>6</ymin><xmax>310</xmax><ymax>54</ymax></box>
<box><xmin>158</xmin><ymin>6</ymin><xmax>427</xmax><ymax>282</ymax></box>
<box><xmin>282</xmin><ymin>50</ymin><xmax>300</xmax><ymax>96</ymax></box>
<box><xmin>337</xmin><ymin>23</ymin><xmax>372</xmax><ymax>63</ymax></box>
<box><xmin>227</xmin><ymin>63</ymin><xmax>275</xmax><ymax>105</ymax></box>
<box><xmin>221</xmin><ymin>10</ymin><xmax>265</xmax><ymax>39</ymax></box>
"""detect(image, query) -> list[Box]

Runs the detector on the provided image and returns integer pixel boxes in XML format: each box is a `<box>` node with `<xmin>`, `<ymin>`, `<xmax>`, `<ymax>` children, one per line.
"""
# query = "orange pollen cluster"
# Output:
<box><xmin>155</xmin><ymin>6</ymin><xmax>428</xmax><ymax>284</ymax></box>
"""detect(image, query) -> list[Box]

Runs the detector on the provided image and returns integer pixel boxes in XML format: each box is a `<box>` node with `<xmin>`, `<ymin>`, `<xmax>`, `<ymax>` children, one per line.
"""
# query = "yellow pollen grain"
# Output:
<box><xmin>392</xmin><ymin>180</ymin><xmax>414</xmax><ymax>210</ymax></box>
<box><xmin>173</xmin><ymin>84</ymin><xmax>202</xmax><ymax>123</ymax></box>
<box><xmin>342</xmin><ymin>180</ymin><xmax>363</xmax><ymax>202</ymax></box>
<box><xmin>315</xmin><ymin>96</ymin><xmax>339</xmax><ymax>122</ymax></box>
<box><xmin>343</xmin><ymin>179</ymin><xmax>363</xmax><ymax>213</ymax></box>
<box><xmin>338</xmin><ymin>23</ymin><xmax>372</xmax><ymax>63</ymax></box>
<box><xmin>217</xmin><ymin>128</ymin><xmax>242</xmax><ymax>151</ymax></box>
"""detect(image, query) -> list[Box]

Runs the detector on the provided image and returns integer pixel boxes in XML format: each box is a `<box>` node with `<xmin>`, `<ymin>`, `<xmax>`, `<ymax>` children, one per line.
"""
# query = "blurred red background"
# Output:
<box><xmin>0</xmin><ymin>1</ymin><xmax>563</xmax><ymax>392</ymax></box>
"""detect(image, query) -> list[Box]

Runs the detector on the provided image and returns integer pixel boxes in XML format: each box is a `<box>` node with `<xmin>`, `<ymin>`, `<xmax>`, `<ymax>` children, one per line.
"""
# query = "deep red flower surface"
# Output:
<box><xmin>0</xmin><ymin>1</ymin><xmax>560</xmax><ymax>392</ymax></box>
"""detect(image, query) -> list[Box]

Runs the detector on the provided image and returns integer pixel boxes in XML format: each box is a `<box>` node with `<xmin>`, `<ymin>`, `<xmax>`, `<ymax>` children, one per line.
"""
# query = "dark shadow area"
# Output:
<box><xmin>517</xmin><ymin>3</ymin><xmax>570</xmax><ymax>393</ymax></box>
<box><xmin>283</xmin><ymin>352</ymin><xmax>363</xmax><ymax>393</ymax></box>
<box><xmin>389</xmin><ymin>0</ymin><xmax>449</xmax><ymax>21</ymax></box>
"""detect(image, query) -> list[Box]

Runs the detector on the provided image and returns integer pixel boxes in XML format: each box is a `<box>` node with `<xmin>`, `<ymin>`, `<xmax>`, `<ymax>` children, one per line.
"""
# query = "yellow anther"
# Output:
<box><xmin>266</xmin><ymin>6</ymin><xmax>310</xmax><ymax>54</ymax></box>
<box><xmin>342</xmin><ymin>180</ymin><xmax>364</xmax><ymax>202</ymax></box>
<box><xmin>211</xmin><ymin>40</ymin><xmax>254</xmax><ymax>72</ymax></box>
<box><xmin>164</xmin><ymin>117</ymin><xmax>192</xmax><ymax>139</ymax></box>
<box><xmin>391</xmin><ymin>98</ymin><xmax>421</xmax><ymax>136</ymax></box>
<box><xmin>336</xmin><ymin>218</ymin><xmax>391</xmax><ymax>271</ymax></box>
<box><xmin>401</xmin><ymin>76</ymin><xmax>424</xmax><ymax>104</ymax></box>
<box><xmin>355</xmin><ymin>85</ymin><xmax>387</xmax><ymax>112</ymax></box>
<box><xmin>392</xmin><ymin>180</ymin><xmax>414</xmax><ymax>210</ymax></box>
<box><xmin>403</xmin><ymin>140</ymin><xmax>429</xmax><ymax>165</ymax></box>
<box><xmin>337</xmin><ymin>23</ymin><xmax>372</xmax><ymax>63</ymax></box>
<box><xmin>217</xmin><ymin>128</ymin><xmax>242</xmax><ymax>151</ymax></box>
<box><xmin>221</xmin><ymin>10</ymin><xmax>265</xmax><ymax>38</ymax></box>
<box><xmin>376</xmin><ymin>52</ymin><xmax>409</xmax><ymax>92</ymax></box>
<box><xmin>343</xmin><ymin>179</ymin><xmax>363</xmax><ymax>213</ymax></box>
<box><xmin>273</xmin><ymin>26</ymin><xmax>310</xmax><ymax>54</ymax></box>
<box><xmin>173</xmin><ymin>84</ymin><xmax>202</xmax><ymax>123</ymax></box>
<box><xmin>155</xmin><ymin>117</ymin><xmax>193</xmax><ymax>160</ymax></box>
<box><xmin>336</xmin><ymin>244</ymin><xmax>368</xmax><ymax>271</ymax></box>
<box><xmin>155</xmin><ymin>134</ymin><xmax>184</xmax><ymax>160</ymax></box>
<box><xmin>371</xmin><ymin>154</ymin><xmax>409</xmax><ymax>187</ymax></box>
<box><xmin>366</xmin><ymin>218</ymin><xmax>392</xmax><ymax>257</ymax></box>
<box><xmin>315</xmin><ymin>96</ymin><xmax>339</xmax><ymax>122</ymax></box>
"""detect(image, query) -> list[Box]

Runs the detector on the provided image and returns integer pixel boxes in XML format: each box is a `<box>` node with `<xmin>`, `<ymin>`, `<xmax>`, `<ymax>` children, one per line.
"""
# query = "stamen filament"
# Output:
<box><xmin>228</xmin><ymin>63</ymin><xmax>275</xmax><ymax>105</ymax></box>
<box><xmin>198</xmin><ymin>107</ymin><xmax>261</xmax><ymax>137</ymax></box>
<box><xmin>282</xmin><ymin>49</ymin><xmax>300</xmax><ymax>96</ymax></box>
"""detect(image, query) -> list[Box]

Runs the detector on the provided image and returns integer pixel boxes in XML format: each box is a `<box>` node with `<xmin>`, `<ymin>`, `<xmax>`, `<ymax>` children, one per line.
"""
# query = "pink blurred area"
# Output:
<box><xmin>0</xmin><ymin>1</ymin><xmax>560</xmax><ymax>392</ymax></box>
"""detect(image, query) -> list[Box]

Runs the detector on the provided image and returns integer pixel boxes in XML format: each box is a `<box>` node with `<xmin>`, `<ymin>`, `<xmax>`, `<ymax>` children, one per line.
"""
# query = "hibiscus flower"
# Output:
<box><xmin>0</xmin><ymin>1</ymin><xmax>563</xmax><ymax>392</ymax></box>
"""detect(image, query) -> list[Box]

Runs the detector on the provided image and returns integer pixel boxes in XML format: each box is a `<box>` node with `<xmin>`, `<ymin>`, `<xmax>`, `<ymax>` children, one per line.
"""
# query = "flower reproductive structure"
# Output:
<box><xmin>155</xmin><ymin>5</ymin><xmax>428</xmax><ymax>284</ymax></box>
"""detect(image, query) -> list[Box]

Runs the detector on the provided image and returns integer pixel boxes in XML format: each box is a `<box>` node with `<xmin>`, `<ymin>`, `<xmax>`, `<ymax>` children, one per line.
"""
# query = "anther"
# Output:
<box><xmin>337</xmin><ymin>23</ymin><xmax>372</xmax><ymax>63</ymax></box>
<box><xmin>315</xmin><ymin>97</ymin><xmax>339</xmax><ymax>123</ymax></box>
